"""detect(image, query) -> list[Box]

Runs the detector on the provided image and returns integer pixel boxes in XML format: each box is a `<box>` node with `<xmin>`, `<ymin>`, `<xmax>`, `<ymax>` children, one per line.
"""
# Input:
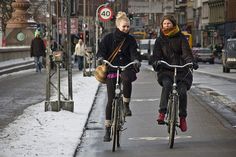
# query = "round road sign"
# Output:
<box><xmin>98</xmin><ymin>6</ymin><xmax>113</xmax><ymax>22</ymax></box>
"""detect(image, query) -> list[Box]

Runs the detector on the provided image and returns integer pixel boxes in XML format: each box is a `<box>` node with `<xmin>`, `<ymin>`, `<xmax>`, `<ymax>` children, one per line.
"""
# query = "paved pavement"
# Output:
<box><xmin>196</xmin><ymin>63</ymin><xmax>236</xmax><ymax>82</ymax></box>
<box><xmin>0</xmin><ymin>57</ymin><xmax>34</xmax><ymax>76</ymax></box>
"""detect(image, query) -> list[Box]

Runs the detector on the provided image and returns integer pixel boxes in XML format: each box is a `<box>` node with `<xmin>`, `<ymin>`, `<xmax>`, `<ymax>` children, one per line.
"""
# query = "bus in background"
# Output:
<box><xmin>130</xmin><ymin>31</ymin><xmax>147</xmax><ymax>41</ymax></box>
<box><xmin>182</xmin><ymin>31</ymin><xmax>193</xmax><ymax>48</ymax></box>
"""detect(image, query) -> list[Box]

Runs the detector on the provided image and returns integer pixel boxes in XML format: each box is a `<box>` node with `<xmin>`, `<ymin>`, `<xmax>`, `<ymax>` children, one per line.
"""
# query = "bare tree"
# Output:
<box><xmin>0</xmin><ymin>0</ymin><xmax>13</xmax><ymax>32</ymax></box>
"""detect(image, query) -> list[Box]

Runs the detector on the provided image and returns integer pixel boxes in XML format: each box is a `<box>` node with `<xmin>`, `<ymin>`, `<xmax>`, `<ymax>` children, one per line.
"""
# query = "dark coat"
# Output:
<box><xmin>30</xmin><ymin>37</ymin><xmax>46</xmax><ymax>57</ymax></box>
<box><xmin>153</xmin><ymin>29</ymin><xmax>194</xmax><ymax>89</ymax></box>
<box><xmin>97</xmin><ymin>32</ymin><xmax>141</xmax><ymax>73</ymax></box>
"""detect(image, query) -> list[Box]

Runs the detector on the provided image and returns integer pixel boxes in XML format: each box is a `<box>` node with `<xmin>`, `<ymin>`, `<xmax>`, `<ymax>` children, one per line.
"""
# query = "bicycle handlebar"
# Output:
<box><xmin>103</xmin><ymin>60</ymin><xmax>136</xmax><ymax>70</ymax></box>
<box><xmin>158</xmin><ymin>60</ymin><xmax>193</xmax><ymax>69</ymax></box>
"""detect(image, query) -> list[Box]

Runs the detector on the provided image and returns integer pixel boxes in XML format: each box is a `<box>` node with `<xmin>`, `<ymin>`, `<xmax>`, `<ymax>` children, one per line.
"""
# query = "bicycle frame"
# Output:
<box><xmin>103</xmin><ymin>60</ymin><xmax>136</xmax><ymax>152</ymax></box>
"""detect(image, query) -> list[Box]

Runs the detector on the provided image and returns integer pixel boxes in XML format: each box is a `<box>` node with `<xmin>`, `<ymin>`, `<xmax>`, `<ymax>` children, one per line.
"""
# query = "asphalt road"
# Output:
<box><xmin>0</xmin><ymin>70</ymin><xmax>46</xmax><ymax>129</ymax></box>
<box><xmin>0</xmin><ymin>68</ymin><xmax>69</xmax><ymax>129</ymax></box>
<box><xmin>76</xmin><ymin>64</ymin><xmax>236</xmax><ymax>157</ymax></box>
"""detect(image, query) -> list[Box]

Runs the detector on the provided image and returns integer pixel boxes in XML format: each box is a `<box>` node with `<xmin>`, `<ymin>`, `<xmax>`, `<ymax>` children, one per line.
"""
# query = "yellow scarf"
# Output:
<box><xmin>162</xmin><ymin>25</ymin><xmax>180</xmax><ymax>37</ymax></box>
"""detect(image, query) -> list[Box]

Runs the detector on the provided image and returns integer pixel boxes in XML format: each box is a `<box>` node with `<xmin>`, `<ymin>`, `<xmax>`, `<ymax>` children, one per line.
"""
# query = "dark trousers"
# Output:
<box><xmin>105</xmin><ymin>78</ymin><xmax>132</xmax><ymax>120</ymax></box>
<box><xmin>77</xmin><ymin>56</ymin><xmax>84</xmax><ymax>71</ymax></box>
<box><xmin>159</xmin><ymin>76</ymin><xmax>188</xmax><ymax>117</ymax></box>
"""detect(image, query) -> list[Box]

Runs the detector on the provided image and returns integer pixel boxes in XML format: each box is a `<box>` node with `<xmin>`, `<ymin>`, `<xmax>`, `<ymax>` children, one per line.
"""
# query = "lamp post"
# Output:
<box><xmin>95</xmin><ymin>3</ymin><xmax>109</xmax><ymax>56</ymax></box>
<box><xmin>83</xmin><ymin>0</ymin><xmax>86</xmax><ymax>45</ymax></box>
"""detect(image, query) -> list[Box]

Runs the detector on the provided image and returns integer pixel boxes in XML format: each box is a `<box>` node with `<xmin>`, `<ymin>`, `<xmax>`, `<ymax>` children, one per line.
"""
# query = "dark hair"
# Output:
<box><xmin>161</xmin><ymin>15</ymin><xmax>177</xmax><ymax>27</ymax></box>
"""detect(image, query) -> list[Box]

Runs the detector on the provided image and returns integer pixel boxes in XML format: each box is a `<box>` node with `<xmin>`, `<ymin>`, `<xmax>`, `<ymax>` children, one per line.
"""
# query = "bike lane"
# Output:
<box><xmin>76</xmin><ymin>67</ymin><xmax>236</xmax><ymax>157</ymax></box>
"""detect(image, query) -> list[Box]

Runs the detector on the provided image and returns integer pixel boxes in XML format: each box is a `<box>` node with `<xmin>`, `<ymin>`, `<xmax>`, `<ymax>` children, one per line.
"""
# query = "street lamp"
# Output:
<box><xmin>95</xmin><ymin>3</ymin><xmax>109</xmax><ymax>56</ymax></box>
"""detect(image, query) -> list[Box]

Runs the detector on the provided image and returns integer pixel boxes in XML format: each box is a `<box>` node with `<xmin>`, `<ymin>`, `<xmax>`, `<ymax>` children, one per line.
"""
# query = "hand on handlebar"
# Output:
<box><xmin>133</xmin><ymin>59</ymin><xmax>141</xmax><ymax>73</ymax></box>
<box><xmin>193</xmin><ymin>61</ymin><xmax>199</xmax><ymax>70</ymax></box>
<box><xmin>152</xmin><ymin>60</ymin><xmax>161</xmax><ymax>72</ymax></box>
<box><xmin>97</xmin><ymin>57</ymin><xmax>104</xmax><ymax>65</ymax></box>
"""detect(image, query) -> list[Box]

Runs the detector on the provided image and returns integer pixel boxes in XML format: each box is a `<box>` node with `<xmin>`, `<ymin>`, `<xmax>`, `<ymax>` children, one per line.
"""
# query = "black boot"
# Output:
<box><xmin>103</xmin><ymin>127</ymin><xmax>111</xmax><ymax>142</ymax></box>
<box><xmin>124</xmin><ymin>102</ymin><xmax>132</xmax><ymax>116</ymax></box>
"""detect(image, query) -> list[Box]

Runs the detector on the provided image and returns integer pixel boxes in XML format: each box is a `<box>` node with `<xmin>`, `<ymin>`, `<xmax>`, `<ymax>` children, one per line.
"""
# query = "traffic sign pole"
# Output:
<box><xmin>95</xmin><ymin>3</ymin><xmax>109</xmax><ymax>67</ymax></box>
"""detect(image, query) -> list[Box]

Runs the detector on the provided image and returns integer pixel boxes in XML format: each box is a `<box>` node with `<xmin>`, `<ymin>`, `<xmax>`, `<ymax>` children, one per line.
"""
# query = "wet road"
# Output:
<box><xmin>75</xmin><ymin>63</ymin><xmax>236</xmax><ymax>157</ymax></box>
<box><xmin>0</xmin><ymin>70</ymin><xmax>46</xmax><ymax>129</ymax></box>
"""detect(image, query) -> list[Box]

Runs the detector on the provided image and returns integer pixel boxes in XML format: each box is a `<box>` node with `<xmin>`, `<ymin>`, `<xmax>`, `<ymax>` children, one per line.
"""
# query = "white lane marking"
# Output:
<box><xmin>129</xmin><ymin>136</ymin><xmax>192</xmax><ymax>141</ymax></box>
<box><xmin>132</xmin><ymin>98</ymin><xmax>159</xmax><ymax>102</ymax></box>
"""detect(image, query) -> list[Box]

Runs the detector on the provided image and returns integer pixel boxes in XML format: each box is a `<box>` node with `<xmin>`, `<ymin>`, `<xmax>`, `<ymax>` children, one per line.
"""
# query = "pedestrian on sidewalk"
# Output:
<box><xmin>74</xmin><ymin>39</ymin><xmax>86</xmax><ymax>71</ymax></box>
<box><xmin>96</xmin><ymin>11</ymin><xmax>141</xmax><ymax>142</ymax></box>
<box><xmin>30</xmin><ymin>30</ymin><xmax>46</xmax><ymax>73</ymax></box>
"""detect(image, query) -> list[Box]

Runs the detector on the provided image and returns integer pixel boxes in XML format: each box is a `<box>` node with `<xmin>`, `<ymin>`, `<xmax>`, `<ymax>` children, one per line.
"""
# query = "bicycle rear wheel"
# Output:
<box><xmin>112</xmin><ymin>99</ymin><xmax>118</xmax><ymax>152</ymax></box>
<box><xmin>168</xmin><ymin>94</ymin><xmax>178</xmax><ymax>149</ymax></box>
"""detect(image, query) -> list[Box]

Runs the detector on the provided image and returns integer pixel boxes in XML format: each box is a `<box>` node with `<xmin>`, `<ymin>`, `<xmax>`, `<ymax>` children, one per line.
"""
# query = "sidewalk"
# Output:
<box><xmin>0</xmin><ymin>66</ymin><xmax>100</xmax><ymax>156</ymax></box>
<box><xmin>195</xmin><ymin>63</ymin><xmax>236</xmax><ymax>82</ymax></box>
<box><xmin>0</xmin><ymin>57</ymin><xmax>34</xmax><ymax>76</ymax></box>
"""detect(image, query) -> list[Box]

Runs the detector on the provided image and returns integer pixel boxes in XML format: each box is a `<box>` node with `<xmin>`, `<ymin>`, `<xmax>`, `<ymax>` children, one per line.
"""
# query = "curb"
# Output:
<box><xmin>194</xmin><ymin>70</ymin><xmax>236</xmax><ymax>82</ymax></box>
<box><xmin>0</xmin><ymin>61</ymin><xmax>34</xmax><ymax>76</ymax></box>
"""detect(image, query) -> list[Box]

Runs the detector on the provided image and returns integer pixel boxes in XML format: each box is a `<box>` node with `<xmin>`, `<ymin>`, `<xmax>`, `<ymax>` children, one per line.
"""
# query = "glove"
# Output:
<box><xmin>133</xmin><ymin>60</ymin><xmax>141</xmax><ymax>73</ymax></box>
<box><xmin>97</xmin><ymin>57</ymin><xmax>104</xmax><ymax>65</ymax></box>
<box><xmin>134</xmin><ymin>59</ymin><xmax>141</xmax><ymax>68</ymax></box>
<box><xmin>193</xmin><ymin>62</ymin><xmax>199</xmax><ymax>70</ymax></box>
<box><xmin>152</xmin><ymin>60</ymin><xmax>161</xmax><ymax>71</ymax></box>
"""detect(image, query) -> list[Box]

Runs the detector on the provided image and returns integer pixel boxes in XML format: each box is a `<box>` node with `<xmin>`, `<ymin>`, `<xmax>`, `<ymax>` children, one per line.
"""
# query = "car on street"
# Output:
<box><xmin>138</xmin><ymin>39</ymin><xmax>150</xmax><ymax>60</ymax></box>
<box><xmin>222</xmin><ymin>38</ymin><xmax>236</xmax><ymax>73</ymax></box>
<box><xmin>192</xmin><ymin>47</ymin><xmax>215</xmax><ymax>64</ymax></box>
<box><xmin>138</xmin><ymin>39</ymin><xmax>156</xmax><ymax>65</ymax></box>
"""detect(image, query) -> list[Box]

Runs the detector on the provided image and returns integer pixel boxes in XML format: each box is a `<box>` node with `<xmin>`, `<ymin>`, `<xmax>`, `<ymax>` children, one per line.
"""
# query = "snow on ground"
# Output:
<box><xmin>0</xmin><ymin>70</ymin><xmax>100</xmax><ymax>157</ymax></box>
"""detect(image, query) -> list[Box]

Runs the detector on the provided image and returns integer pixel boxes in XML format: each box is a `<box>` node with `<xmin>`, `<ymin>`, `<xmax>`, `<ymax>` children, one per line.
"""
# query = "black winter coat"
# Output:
<box><xmin>30</xmin><ymin>37</ymin><xmax>46</xmax><ymax>57</ymax></box>
<box><xmin>153</xmin><ymin>29</ymin><xmax>194</xmax><ymax>89</ymax></box>
<box><xmin>97</xmin><ymin>31</ymin><xmax>141</xmax><ymax>73</ymax></box>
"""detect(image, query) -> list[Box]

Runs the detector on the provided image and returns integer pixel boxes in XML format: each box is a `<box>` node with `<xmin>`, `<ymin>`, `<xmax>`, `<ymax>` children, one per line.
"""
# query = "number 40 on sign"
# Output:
<box><xmin>98</xmin><ymin>6</ymin><xmax>113</xmax><ymax>22</ymax></box>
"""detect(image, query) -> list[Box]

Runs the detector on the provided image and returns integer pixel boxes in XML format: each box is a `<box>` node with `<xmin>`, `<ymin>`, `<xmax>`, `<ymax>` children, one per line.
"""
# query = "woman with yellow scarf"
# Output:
<box><xmin>152</xmin><ymin>15</ymin><xmax>198</xmax><ymax>132</ymax></box>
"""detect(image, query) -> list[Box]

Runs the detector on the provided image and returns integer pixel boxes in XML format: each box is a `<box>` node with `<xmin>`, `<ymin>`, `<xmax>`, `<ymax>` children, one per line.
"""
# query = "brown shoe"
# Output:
<box><xmin>103</xmin><ymin>127</ymin><xmax>111</xmax><ymax>142</ymax></box>
<box><xmin>124</xmin><ymin>103</ymin><xmax>132</xmax><ymax>116</ymax></box>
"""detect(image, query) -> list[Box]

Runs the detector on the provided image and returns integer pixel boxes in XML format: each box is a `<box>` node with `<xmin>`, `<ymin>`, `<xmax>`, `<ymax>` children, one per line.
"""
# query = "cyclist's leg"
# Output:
<box><xmin>106</xmin><ymin>78</ymin><xmax>116</xmax><ymax>120</ymax></box>
<box><xmin>104</xmin><ymin>78</ymin><xmax>116</xmax><ymax>142</ymax></box>
<box><xmin>177</xmin><ymin>82</ymin><xmax>188</xmax><ymax>132</ymax></box>
<box><xmin>122</xmin><ymin>80</ymin><xmax>132</xmax><ymax>116</ymax></box>
<box><xmin>157</xmin><ymin>76</ymin><xmax>172</xmax><ymax>123</ymax></box>
<box><xmin>177</xmin><ymin>82</ymin><xmax>188</xmax><ymax>117</ymax></box>
<box><xmin>159</xmin><ymin>76</ymin><xmax>172</xmax><ymax>114</ymax></box>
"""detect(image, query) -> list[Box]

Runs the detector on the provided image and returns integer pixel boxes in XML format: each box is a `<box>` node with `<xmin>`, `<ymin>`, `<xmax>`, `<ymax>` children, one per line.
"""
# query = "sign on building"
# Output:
<box><xmin>128</xmin><ymin>0</ymin><xmax>174</xmax><ymax>14</ymax></box>
<box><xmin>58</xmin><ymin>18</ymin><xmax>78</xmax><ymax>34</ymax></box>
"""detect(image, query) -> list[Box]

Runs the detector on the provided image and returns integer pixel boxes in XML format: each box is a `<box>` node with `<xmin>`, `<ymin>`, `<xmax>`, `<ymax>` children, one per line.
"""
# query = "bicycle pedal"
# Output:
<box><xmin>164</xmin><ymin>121</ymin><xmax>169</xmax><ymax>125</ymax></box>
<box><xmin>121</xmin><ymin>128</ymin><xmax>127</xmax><ymax>131</ymax></box>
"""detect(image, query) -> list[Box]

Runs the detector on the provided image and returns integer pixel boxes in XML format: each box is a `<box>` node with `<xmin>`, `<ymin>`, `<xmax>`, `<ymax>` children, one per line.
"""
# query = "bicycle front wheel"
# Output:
<box><xmin>112</xmin><ymin>99</ymin><xmax>118</xmax><ymax>152</ymax></box>
<box><xmin>168</xmin><ymin>94</ymin><xmax>178</xmax><ymax>149</ymax></box>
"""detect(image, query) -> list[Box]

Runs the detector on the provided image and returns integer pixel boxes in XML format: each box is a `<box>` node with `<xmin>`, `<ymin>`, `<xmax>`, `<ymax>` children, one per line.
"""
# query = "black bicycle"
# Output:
<box><xmin>158</xmin><ymin>60</ymin><xmax>193</xmax><ymax>149</ymax></box>
<box><xmin>103</xmin><ymin>60</ymin><xmax>136</xmax><ymax>152</ymax></box>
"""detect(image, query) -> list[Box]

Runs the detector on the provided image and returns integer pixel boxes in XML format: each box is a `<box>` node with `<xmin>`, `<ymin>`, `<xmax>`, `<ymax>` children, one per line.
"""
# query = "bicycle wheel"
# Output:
<box><xmin>117</xmin><ymin>98</ymin><xmax>124</xmax><ymax>148</ymax></box>
<box><xmin>167</xmin><ymin>95</ymin><xmax>173</xmax><ymax>134</ymax></box>
<box><xmin>112</xmin><ymin>99</ymin><xmax>118</xmax><ymax>152</ymax></box>
<box><xmin>117</xmin><ymin>105</ymin><xmax>121</xmax><ymax>148</ymax></box>
<box><xmin>168</xmin><ymin>94</ymin><xmax>178</xmax><ymax>149</ymax></box>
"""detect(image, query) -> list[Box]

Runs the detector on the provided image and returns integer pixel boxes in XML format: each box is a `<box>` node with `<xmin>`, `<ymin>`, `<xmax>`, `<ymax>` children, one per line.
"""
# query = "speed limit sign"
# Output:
<box><xmin>98</xmin><ymin>6</ymin><xmax>113</xmax><ymax>22</ymax></box>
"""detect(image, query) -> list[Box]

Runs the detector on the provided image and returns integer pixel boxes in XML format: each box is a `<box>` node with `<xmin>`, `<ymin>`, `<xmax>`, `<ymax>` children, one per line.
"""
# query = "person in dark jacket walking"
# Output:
<box><xmin>30</xmin><ymin>31</ymin><xmax>46</xmax><ymax>72</ymax></box>
<box><xmin>152</xmin><ymin>15</ymin><xmax>198</xmax><ymax>132</ymax></box>
<box><xmin>96</xmin><ymin>11</ymin><xmax>141</xmax><ymax>142</ymax></box>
